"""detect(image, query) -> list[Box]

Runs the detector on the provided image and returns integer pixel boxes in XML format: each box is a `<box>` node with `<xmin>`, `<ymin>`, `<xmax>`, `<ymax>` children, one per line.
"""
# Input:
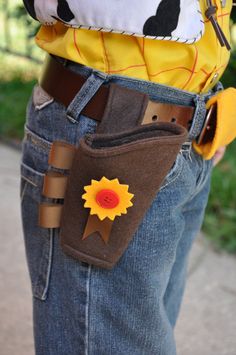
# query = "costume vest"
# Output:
<box><xmin>23</xmin><ymin>0</ymin><xmax>204</xmax><ymax>44</ymax></box>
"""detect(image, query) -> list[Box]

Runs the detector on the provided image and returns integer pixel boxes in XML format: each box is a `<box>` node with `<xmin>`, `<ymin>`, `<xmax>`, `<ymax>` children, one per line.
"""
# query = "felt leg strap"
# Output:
<box><xmin>39</xmin><ymin>141</ymin><xmax>76</xmax><ymax>228</ymax></box>
<box><xmin>43</xmin><ymin>172</ymin><xmax>68</xmax><ymax>199</ymax></box>
<box><xmin>39</xmin><ymin>203</ymin><xmax>63</xmax><ymax>228</ymax></box>
<box><xmin>49</xmin><ymin>141</ymin><xmax>76</xmax><ymax>169</ymax></box>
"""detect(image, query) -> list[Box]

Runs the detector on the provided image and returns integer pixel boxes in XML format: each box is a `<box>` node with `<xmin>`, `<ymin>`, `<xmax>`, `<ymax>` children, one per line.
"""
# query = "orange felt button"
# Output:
<box><xmin>96</xmin><ymin>189</ymin><xmax>120</xmax><ymax>209</ymax></box>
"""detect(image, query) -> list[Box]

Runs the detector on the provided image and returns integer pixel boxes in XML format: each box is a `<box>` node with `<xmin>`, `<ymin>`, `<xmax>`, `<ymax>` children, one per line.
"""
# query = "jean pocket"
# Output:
<box><xmin>26</xmin><ymin>84</ymin><xmax>70</xmax><ymax>144</ymax></box>
<box><xmin>159</xmin><ymin>151</ymin><xmax>184</xmax><ymax>191</ymax></box>
<box><xmin>76</xmin><ymin>114</ymin><xmax>99</xmax><ymax>139</ymax></box>
<box><xmin>20</xmin><ymin>162</ymin><xmax>54</xmax><ymax>301</ymax></box>
<box><xmin>20</xmin><ymin>126</ymin><xmax>53</xmax><ymax>300</ymax></box>
<box><xmin>22</xmin><ymin>125</ymin><xmax>52</xmax><ymax>175</ymax></box>
<box><xmin>32</xmin><ymin>84</ymin><xmax>54</xmax><ymax>110</ymax></box>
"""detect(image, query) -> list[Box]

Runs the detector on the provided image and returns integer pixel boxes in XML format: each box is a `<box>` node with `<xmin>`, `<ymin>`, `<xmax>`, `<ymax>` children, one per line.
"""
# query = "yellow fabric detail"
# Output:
<box><xmin>35</xmin><ymin>0</ymin><xmax>232</xmax><ymax>94</ymax></box>
<box><xmin>193</xmin><ymin>88</ymin><xmax>236</xmax><ymax>159</ymax></box>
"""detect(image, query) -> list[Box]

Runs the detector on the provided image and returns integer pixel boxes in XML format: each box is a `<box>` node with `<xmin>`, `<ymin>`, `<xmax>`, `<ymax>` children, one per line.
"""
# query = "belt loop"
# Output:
<box><xmin>188</xmin><ymin>96</ymin><xmax>207</xmax><ymax>141</ymax></box>
<box><xmin>213</xmin><ymin>81</ymin><xmax>224</xmax><ymax>93</ymax></box>
<box><xmin>66</xmin><ymin>71</ymin><xmax>108</xmax><ymax>123</ymax></box>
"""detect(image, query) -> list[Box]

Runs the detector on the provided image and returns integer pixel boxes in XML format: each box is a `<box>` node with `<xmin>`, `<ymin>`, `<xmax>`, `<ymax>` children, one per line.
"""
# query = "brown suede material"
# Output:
<box><xmin>60</xmin><ymin>123</ymin><xmax>187</xmax><ymax>269</ymax></box>
<box><xmin>96</xmin><ymin>84</ymin><xmax>150</xmax><ymax>133</ymax></box>
<box><xmin>58</xmin><ymin>82</ymin><xmax>188</xmax><ymax>269</ymax></box>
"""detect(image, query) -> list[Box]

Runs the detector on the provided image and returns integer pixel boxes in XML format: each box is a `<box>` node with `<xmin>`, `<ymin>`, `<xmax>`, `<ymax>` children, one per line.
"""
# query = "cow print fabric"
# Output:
<box><xmin>56</xmin><ymin>0</ymin><xmax>75</xmax><ymax>22</ymax></box>
<box><xmin>23</xmin><ymin>0</ymin><xmax>204</xmax><ymax>44</ymax></box>
<box><xmin>143</xmin><ymin>0</ymin><xmax>181</xmax><ymax>37</ymax></box>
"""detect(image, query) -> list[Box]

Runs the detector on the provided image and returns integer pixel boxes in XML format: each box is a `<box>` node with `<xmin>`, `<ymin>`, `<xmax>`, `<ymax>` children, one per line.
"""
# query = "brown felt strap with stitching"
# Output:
<box><xmin>48</xmin><ymin>141</ymin><xmax>76</xmax><ymax>170</ymax></box>
<box><xmin>39</xmin><ymin>203</ymin><xmax>63</xmax><ymax>229</ymax></box>
<box><xmin>43</xmin><ymin>172</ymin><xmax>69</xmax><ymax>199</ymax></box>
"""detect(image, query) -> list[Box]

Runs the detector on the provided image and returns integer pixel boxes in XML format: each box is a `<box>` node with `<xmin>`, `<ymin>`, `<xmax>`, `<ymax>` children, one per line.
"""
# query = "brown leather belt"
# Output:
<box><xmin>39</xmin><ymin>55</ymin><xmax>196</xmax><ymax>130</ymax></box>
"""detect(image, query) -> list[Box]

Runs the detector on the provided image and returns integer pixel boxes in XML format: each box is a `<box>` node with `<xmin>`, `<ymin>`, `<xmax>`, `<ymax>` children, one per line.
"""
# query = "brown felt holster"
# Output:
<box><xmin>60</xmin><ymin>123</ymin><xmax>187</xmax><ymax>269</ymax></box>
<box><xmin>39</xmin><ymin>84</ymin><xmax>188</xmax><ymax>269</ymax></box>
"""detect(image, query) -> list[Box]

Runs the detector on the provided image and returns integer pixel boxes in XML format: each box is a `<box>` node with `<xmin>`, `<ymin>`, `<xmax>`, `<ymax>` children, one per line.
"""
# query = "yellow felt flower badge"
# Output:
<box><xmin>82</xmin><ymin>176</ymin><xmax>134</xmax><ymax>221</ymax></box>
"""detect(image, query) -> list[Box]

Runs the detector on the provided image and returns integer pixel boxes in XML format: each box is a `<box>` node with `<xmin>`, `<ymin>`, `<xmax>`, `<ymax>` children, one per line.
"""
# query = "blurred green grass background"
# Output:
<box><xmin>0</xmin><ymin>1</ymin><xmax>236</xmax><ymax>253</ymax></box>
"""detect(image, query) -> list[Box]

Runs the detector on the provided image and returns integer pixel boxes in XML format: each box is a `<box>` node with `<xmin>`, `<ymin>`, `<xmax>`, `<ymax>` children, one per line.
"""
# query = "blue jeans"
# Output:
<box><xmin>20</xmin><ymin>58</ymin><xmax>214</xmax><ymax>355</ymax></box>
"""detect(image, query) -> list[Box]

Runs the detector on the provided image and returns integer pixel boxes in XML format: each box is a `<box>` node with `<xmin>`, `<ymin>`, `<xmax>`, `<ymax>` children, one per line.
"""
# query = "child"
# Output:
<box><xmin>21</xmin><ymin>1</ymin><xmax>233</xmax><ymax>353</ymax></box>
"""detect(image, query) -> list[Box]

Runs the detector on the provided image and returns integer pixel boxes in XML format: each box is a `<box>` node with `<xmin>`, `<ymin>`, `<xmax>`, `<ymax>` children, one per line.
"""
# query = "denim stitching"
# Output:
<box><xmin>181</xmin><ymin>142</ymin><xmax>193</xmax><ymax>162</ymax></box>
<box><xmin>66</xmin><ymin>73</ymin><xmax>106</xmax><ymax>123</ymax></box>
<box><xmin>35</xmin><ymin>99</ymin><xmax>54</xmax><ymax>111</ymax></box>
<box><xmin>69</xmin><ymin>62</ymin><xmax>196</xmax><ymax>98</ymax></box>
<box><xmin>159</xmin><ymin>153</ymin><xmax>184</xmax><ymax>191</ymax></box>
<box><xmin>24</xmin><ymin>126</ymin><xmax>52</xmax><ymax>151</ymax></box>
<box><xmin>33</xmin><ymin>84</ymin><xmax>54</xmax><ymax>110</ymax></box>
<box><xmin>67</xmin><ymin>114</ymin><xmax>79</xmax><ymax>124</ymax></box>
<box><xmin>186</xmin><ymin>146</ymin><xmax>213</xmax><ymax>200</ymax></box>
<box><xmin>85</xmin><ymin>265</ymin><xmax>92</xmax><ymax>355</ymax></box>
<box><xmin>86</xmin><ymin>121</ymin><xmax>98</xmax><ymax>134</ymax></box>
<box><xmin>20</xmin><ymin>179</ymin><xmax>29</xmax><ymax>201</ymax></box>
<box><xmin>180</xmin><ymin>141</ymin><xmax>192</xmax><ymax>153</ymax></box>
<box><xmin>67</xmin><ymin>60</ymin><xmax>222</xmax><ymax>104</ymax></box>
<box><xmin>193</xmin><ymin>157</ymin><xmax>214</xmax><ymax>197</ymax></box>
<box><xmin>188</xmin><ymin>97</ymin><xmax>206</xmax><ymax>140</ymax></box>
<box><xmin>21</xmin><ymin>163</ymin><xmax>45</xmax><ymax>195</ymax></box>
<box><xmin>71</xmin><ymin>79</ymin><xmax>94</xmax><ymax>112</ymax></box>
<box><xmin>41</xmin><ymin>229</ymin><xmax>54</xmax><ymax>301</ymax></box>
<box><xmin>21</xmin><ymin>162</ymin><xmax>45</xmax><ymax>177</ymax></box>
<box><xmin>160</xmin><ymin>163</ymin><xmax>183</xmax><ymax>191</ymax></box>
<box><xmin>66</xmin><ymin>62</ymin><xmax>203</xmax><ymax>110</ymax></box>
<box><xmin>21</xmin><ymin>175</ymin><xmax>38</xmax><ymax>188</ymax></box>
<box><xmin>34</xmin><ymin>229</ymin><xmax>54</xmax><ymax>300</ymax></box>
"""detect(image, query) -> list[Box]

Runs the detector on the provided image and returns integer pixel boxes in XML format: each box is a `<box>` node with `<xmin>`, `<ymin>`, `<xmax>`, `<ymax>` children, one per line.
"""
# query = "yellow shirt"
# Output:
<box><xmin>35</xmin><ymin>0</ymin><xmax>232</xmax><ymax>94</ymax></box>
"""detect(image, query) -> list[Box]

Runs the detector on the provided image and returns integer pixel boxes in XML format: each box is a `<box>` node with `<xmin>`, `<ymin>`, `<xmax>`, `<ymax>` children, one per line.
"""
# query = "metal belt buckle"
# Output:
<box><xmin>196</xmin><ymin>103</ymin><xmax>217</xmax><ymax>145</ymax></box>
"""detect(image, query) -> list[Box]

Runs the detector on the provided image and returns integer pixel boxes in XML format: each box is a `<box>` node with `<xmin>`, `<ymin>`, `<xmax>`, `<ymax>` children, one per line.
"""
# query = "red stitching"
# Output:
<box><xmin>149</xmin><ymin>66</ymin><xmax>195</xmax><ymax>77</ymax></box>
<box><xmin>73</xmin><ymin>29</ymin><xmax>81</xmax><ymax>58</ymax></box>
<box><xmin>53</xmin><ymin>26</ymin><xmax>58</xmax><ymax>36</ymax></box>
<box><xmin>181</xmin><ymin>45</ymin><xmax>199</xmax><ymax>90</ymax></box>
<box><xmin>109</xmin><ymin>64</ymin><xmax>146</xmax><ymax>73</ymax></box>
<box><xmin>215</xmin><ymin>63</ymin><xmax>228</xmax><ymax>72</ymax></box>
<box><xmin>201</xmin><ymin>68</ymin><xmax>210</xmax><ymax>76</ymax></box>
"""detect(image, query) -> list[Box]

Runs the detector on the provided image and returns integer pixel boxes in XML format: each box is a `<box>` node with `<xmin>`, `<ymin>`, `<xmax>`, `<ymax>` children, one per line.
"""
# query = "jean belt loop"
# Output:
<box><xmin>66</xmin><ymin>70</ymin><xmax>108</xmax><ymax>123</ymax></box>
<box><xmin>213</xmin><ymin>81</ymin><xmax>224</xmax><ymax>93</ymax></box>
<box><xmin>188</xmin><ymin>95</ymin><xmax>207</xmax><ymax>141</ymax></box>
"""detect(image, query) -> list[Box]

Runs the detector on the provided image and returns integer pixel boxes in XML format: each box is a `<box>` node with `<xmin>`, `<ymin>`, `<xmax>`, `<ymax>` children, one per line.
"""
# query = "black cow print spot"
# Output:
<box><xmin>23</xmin><ymin>0</ymin><xmax>37</xmax><ymax>21</ymax></box>
<box><xmin>57</xmin><ymin>0</ymin><xmax>75</xmax><ymax>22</ymax></box>
<box><xmin>143</xmin><ymin>0</ymin><xmax>181</xmax><ymax>37</ymax></box>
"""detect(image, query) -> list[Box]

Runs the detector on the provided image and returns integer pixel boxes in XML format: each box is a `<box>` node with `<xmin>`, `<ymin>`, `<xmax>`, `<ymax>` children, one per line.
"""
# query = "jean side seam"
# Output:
<box><xmin>20</xmin><ymin>179</ymin><xmax>28</xmax><ymax>201</ymax></box>
<box><xmin>21</xmin><ymin>175</ymin><xmax>38</xmax><ymax>188</ymax></box>
<box><xmin>41</xmin><ymin>229</ymin><xmax>54</xmax><ymax>301</ymax></box>
<box><xmin>159</xmin><ymin>153</ymin><xmax>184</xmax><ymax>191</ymax></box>
<box><xmin>194</xmin><ymin>159</ymin><xmax>213</xmax><ymax>198</ymax></box>
<box><xmin>21</xmin><ymin>162</ymin><xmax>45</xmax><ymax>176</ymax></box>
<box><xmin>85</xmin><ymin>265</ymin><xmax>92</xmax><ymax>355</ymax></box>
<box><xmin>24</xmin><ymin>126</ymin><xmax>52</xmax><ymax>151</ymax></box>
